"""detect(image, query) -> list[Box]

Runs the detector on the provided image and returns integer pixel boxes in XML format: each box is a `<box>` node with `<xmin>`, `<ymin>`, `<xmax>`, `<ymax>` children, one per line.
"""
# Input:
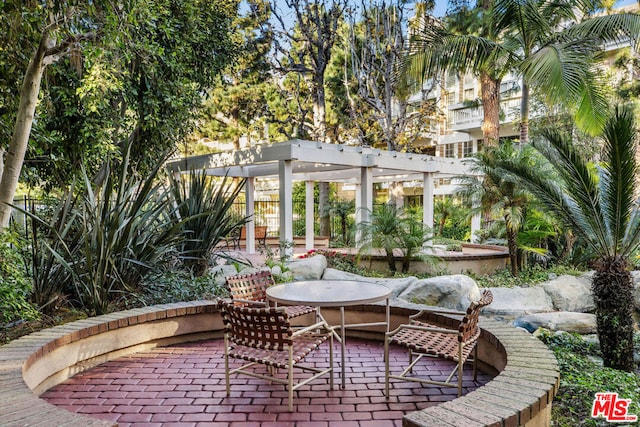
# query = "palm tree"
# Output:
<box><xmin>356</xmin><ymin>203</ymin><xmax>433</xmax><ymax>273</ymax></box>
<box><xmin>407</xmin><ymin>5</ymin><xmax>507</xmax><ymax>146</ymax></box>
<box><xmin>406</xmin><ymin>0</ymin><xmax>640</xmax><ymax>145</ymax></box>
<box><xmin>500</xmin><ymin>105</ymin><xmax>640</xmax><ymax>371</ymax></box>
<box><xmin>456</xmin><ymin>141</ymin><xmax>537</xmax><ymax>275</ymax></box>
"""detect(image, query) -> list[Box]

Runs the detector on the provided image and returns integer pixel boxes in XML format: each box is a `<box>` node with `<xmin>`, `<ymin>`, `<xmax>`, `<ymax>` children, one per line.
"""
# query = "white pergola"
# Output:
<box><xmin>166</xmin><ymin>140</ymin><xmax>475</xmax><ymax>255</ymax></box>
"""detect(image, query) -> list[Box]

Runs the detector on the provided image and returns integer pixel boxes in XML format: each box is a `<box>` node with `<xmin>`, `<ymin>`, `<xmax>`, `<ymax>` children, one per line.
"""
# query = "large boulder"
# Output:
<box><xmin>514</xmin><ymin>312</ymin><xmax>597</xmax><ymax>334</ymax></box>
<box><xmin>484</xmin><ymin>287</ymin><xmax>554</xmax><ymax>315</ymax></box>
<box><xmin>398</xmin><ymin>274</ymin><xmax>481</xmax><ymax>311</ymax></box>
<box><xmin>542</xmin><ymin>275</ymin><xmax>594</xmax><ymax>312</ymax></box>
<box><xmin>322</xmin><ymin>268</ymin><xmax>416</xmax><ymax>298</ymax></box>
<box><xmin>285</xmin><ymin>254</ymin><xmax>327</xmax><ymax>280</ymax></box>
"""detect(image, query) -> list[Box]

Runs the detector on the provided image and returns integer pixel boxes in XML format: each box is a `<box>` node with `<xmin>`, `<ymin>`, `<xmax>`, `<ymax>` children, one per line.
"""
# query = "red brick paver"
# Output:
<box><xmin>42</xmin><ymin>338</ymin><xmax>493</xmax><ymax>426</ymax></box>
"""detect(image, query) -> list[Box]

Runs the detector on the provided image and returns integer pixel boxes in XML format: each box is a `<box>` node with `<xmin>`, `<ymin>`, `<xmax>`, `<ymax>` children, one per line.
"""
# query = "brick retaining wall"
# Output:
<box><xmin>0</xmin><ymin>300</ymin><xmax>558</xmax><ymax>427</ymax></box>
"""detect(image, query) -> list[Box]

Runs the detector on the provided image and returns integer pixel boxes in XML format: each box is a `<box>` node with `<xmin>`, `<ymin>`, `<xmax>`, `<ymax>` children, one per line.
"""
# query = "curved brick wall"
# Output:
<box><xmin>0</xmin><ymin>300</ymin><xmax>558</xmax><ymax>427</ymax></box>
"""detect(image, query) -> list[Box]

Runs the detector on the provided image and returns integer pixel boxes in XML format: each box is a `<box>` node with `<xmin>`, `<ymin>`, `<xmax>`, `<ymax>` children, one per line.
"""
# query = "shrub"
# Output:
<box><xmin>0</xmin><ymin>231</ymin><xmax>38</xmax><ymax>325</ymax></box>
<box><xmin>139</xmin><ymin>269</ymin><xmax>229</xmax><ymax>305</ymax></box>
<box><xmin>539</xmin><ymin>331</ymin><xmax>640</xmax><ymax>426</ymax></box>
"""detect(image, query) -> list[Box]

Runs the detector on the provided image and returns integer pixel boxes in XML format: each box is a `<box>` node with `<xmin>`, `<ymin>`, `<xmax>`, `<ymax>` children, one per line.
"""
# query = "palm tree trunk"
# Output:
<box><xmin>506</xmin><ymin>226</ymin><xmax>518</xmax><ymax>276</ymax></box>
<box><xmin>592</xmin><ymin>256</ymin><xmax>635</xmax><ymax>371</ymax></box>
<box><xmin>519</xmin><ymin>80</ymin><xmax>529</xmax><ymax>145</ymax></box>
<box><xmin>479</xmin><ymin>71</ymin><xmax>501</xmax><ymax>147</ymax></box>
<box><xmin>385</xmin><ymin>248</ymin><xmax>396</xmax><ymax>272</ymax></box>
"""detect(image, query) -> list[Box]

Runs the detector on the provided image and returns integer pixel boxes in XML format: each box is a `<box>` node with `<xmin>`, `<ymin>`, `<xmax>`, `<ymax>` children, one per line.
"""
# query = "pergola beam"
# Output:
<box><xmin>165</xmin><ymin>140</ymin><xmax>471</xmax><ymax>250</ymax></box>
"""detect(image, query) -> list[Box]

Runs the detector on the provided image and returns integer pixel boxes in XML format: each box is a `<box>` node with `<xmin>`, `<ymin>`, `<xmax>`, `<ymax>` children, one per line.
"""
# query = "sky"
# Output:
<box><xmin>431</xmin><ymin>0</ymin><xmax>638</xmax><ymax>17</ymax></box>
<box><xmin>267</xmin><ymin>0</ymin><xmax>639</xmax><ymax>21</ymax></box>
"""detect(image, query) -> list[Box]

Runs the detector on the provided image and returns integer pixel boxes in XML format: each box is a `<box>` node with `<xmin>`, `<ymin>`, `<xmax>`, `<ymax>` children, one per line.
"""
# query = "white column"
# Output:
<box><xmin>279</xmin><ymin>160</ymin><xmax>294</xmax><ymax>258</ymax></box>
<box><xmin>245</xmin><ymin>177</ymin><xmax>256</xmax><ymax>254</ymax></box>
<box><xmin>471</xmin><ymin>212</ymin><xmax>481</xmax><ymax>243</ymax></box>
<box><xmin>305</xmin><ymin>181</ymin><xmax>315</xmax><ymax>250</ymax></box>
<box><xmin>355</xmin><ymin>167</ymin><xmax>373</xmax><ymax>248</ymax></box>
<box><xmin>423</xmin><ymin>173</ymin><xmax>434</xmax><ymax>247</ymax></box>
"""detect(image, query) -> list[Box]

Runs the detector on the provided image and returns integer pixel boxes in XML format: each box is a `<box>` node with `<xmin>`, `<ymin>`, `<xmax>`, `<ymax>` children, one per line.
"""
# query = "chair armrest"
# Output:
<box><xmin>292</xmin><ymin>320</ymin><xmax>331</xmax><ymax>337</ymax></box>
<box><xmin>409</xmin><ymin>308</ymin><xmax>465</xmax><ymax>320</ymax></box>
<box><xmin>386</xmin><ymin>322</ymin><xmax>458</xmax><ymax>339</ymax></box>
<box><xmin>232</xmin><ymin>299</ymin><xmax>268</xmax><ymax>307</ymax></box>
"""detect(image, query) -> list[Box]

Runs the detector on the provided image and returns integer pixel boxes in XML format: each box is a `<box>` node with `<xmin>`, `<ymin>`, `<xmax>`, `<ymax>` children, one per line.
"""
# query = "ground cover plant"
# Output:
<box><xmin>539</xmin><ymin>330</ymin><xmax>640</xmax><ymax>426</ymax></box>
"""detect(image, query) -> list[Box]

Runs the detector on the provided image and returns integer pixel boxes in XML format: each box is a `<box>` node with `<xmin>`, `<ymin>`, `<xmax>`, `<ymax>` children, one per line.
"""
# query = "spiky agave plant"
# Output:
<box><xmin>168</xmin><ymin>170</ymin><xmax>247</xmax><ymax>275</ymax></box>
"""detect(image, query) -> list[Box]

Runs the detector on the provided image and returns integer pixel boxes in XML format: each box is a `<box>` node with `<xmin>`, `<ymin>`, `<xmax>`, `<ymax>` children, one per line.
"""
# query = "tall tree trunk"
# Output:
<box><xmin>479</xmin><ymin>71</ymin><xmax>501</xmax><ymax>147</ymax></box>
<box><xmin>0</xmin><ymin>30</ymin><xmax>50</xmax><ymax>228</ymax></box>
<box><xmin>519</xmin><ymin>80</ymin><xmax>529</xmax><ymax>145</ymax></box>
<box><xmin>593</xmin><ymin>256</ymin><xmax>635</xmax><ymax>371</ymax></box>
<box><xmin>506</xmin><ymin>224</ymin><xmax>518</xmax><ymax>276</ymax></box>
<box><xmin>314</xmin><ymin>75</ymin><xmax>331</xmax><ymax>238</ymax></box>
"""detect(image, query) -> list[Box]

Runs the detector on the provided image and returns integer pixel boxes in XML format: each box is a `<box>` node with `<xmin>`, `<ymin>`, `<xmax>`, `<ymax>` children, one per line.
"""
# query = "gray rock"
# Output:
<box><xmin>542</xmin><ymin>275</ymin><xmax>594</xmax><ymax>312</ymax></box>
<box><xmin>484</xmin><ymin>287</ymin><xmax>554</xmax><ymax>315</ymax></box>
<box><xmin>514</xmin><ymin>312</ymin><xmax>597</xmax><ymax>334</ymax></box>
<box><xmin>322</xmin><ymin>268</ymin><xmax>416</xmax><ymax>298</ymax></box>
<box><xmin>270</xmin><ymin>265</ymin><xmax>283</xmax><ymax>277</ymax></box>
<box><xmin>208</xmin><ymin>265</ymin><xmax>240</xmax><ymax>286</ymax></box>
<box><xmin>398</xmin><ymin>274</ymin><xmax>481</xmax><ymax>311</ymax></box>
<box><xmin>286</xmin><ymin>254</ymin><xmax>327</xmax><ymax>280</ymax></box>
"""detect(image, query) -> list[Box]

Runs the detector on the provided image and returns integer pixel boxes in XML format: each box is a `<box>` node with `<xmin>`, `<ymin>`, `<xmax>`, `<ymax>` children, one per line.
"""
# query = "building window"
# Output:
<box><xmin>462</xmin><ymin>141</ymin><xmax>474</xmax><ymax>157</ymax></box>
<box><xmin>444</xmin><ymin>143</ymin><xmax>455</xmax><ymax>158</ymax></box>
<box><xmin>464</xmin><ymin>88</ymin><xmax>474</xmax><ymax>100</ymax></box>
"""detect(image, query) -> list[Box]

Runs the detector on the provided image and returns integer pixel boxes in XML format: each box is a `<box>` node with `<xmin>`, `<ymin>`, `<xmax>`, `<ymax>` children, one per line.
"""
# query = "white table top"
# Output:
<box><xmin>266</xmin><ymin>280</ymin><xmax>391</xmax><ymax>307</ymax></box>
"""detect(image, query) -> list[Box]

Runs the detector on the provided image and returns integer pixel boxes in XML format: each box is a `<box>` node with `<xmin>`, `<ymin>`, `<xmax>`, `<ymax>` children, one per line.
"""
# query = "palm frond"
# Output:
<box><xmin>599</xmin><ymin>105</ymin><xmax>638</xmax><ymax>257</ymax></box>
<box><xmin>566</xmin><ymin>12</ymin><xmax>640</xmax><ymax>48</ymax></box>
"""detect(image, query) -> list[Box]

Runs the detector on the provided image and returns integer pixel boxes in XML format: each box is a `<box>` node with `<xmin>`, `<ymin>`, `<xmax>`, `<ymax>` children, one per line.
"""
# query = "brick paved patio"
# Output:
<box><xmin>41</xmin><ymin>337</ymin><xmax>493</xmax><ymax>427</ymax></box>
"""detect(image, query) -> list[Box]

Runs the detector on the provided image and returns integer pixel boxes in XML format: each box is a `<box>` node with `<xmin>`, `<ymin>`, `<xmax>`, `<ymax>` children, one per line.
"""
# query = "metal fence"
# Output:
<box><xmin>230</xmin><ymin>199</ymin><xmax>350</xmax><ymax>239</ymax></box>
<box><xmin>10</xmin><ymin>196</ymin><xmax>357</xmax><ymax>243</ymax></box>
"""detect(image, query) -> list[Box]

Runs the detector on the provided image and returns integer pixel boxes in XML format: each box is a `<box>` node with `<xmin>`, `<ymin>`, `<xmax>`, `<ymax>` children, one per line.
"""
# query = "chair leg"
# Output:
<box><xmin>473</xmin><ymin>345</ymin><xmax>478</xmax><ymax>381</ymax></box>
<box><xmin>384</xmin><ymin>335</ymin><xmax>390</xmax><ymax>399</ymax></box>
<box><xmin>224</xmin><ymin>336</ymin><xmax>231</xmax><ymax>397</ymax></box>
<box><xmin>329</xmin><ymin>333</ymin><xmax>334</xmax><ymax>390</ymax></box>
<box><xmin>457</xmin><ymin>345</ymin><xmax>463</xmax><ymax>397</ymax></box>
<box><xmin>288</xmin><ymin>348</ymin><xmax>294</xmax><ymax>411</ymax></box>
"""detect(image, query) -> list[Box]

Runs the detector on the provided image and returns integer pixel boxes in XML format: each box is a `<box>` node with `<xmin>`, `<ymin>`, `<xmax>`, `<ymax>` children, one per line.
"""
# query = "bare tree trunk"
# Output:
<box><xmin>388</xmin><ymin>181</ymin><xmax>404</xmax><ymax>208</ymax></box>
<box><xmin>0</xmin><ymin>31</ymin><xmax>50</xmax><ymax>228</ymax></box>
<box><xmin>314</xmin><ymin>68</ymin><xmax>332</xmax><ymax>237</ymax></box>
<box><xmin>479</xmin><ymin>71</ymin><xmax>501</xmax><ymax>148</ymax></box>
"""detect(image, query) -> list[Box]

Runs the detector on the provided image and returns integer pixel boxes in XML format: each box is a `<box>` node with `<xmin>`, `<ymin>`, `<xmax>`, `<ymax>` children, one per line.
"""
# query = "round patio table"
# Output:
<box><xmin>266</xmin><ymin>280</ymin><xmax>391</xmax><ymax>388</ymax></box>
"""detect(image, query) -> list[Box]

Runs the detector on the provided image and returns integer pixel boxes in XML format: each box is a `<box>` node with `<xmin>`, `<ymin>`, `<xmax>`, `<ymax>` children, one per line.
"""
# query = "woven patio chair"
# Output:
<box><xmin>384</xmin><ymin>289</ymin><xmax>493</xmax><ymax>397</ymax></box>
<box><xmin>225</xmin><ymin>270</ymin><xmax>316</xmax><ymax>319</ymax></box>
<box><xmin>220</xmin><ymin>300</ymin><xmax>334</xmax><ymax>411</ymax></box>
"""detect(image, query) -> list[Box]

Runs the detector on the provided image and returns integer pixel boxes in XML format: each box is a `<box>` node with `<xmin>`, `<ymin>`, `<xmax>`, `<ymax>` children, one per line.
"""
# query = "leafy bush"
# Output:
<box><xmin>300</xmin><ymin>249</ymin><xmax>381</xmax><ymax>277</ymax></box>
<box><xmin>539</xmin><ymin>331</ymin><xmax>640</xmax><ymax>426</ymax></box>
<box><xmin>0</xmin><ymin>231</ymin><xmax>38</xmax><ymax>325</ymax></box>
<box><xmin>139</xmin><ymin>269</ymin><xmax>229</xmax><ymax>305</ymax></box>
<box><xmin>472</xmin><ymin>264</ymin><xmax>584</xmax><ymax>288</ymax></box>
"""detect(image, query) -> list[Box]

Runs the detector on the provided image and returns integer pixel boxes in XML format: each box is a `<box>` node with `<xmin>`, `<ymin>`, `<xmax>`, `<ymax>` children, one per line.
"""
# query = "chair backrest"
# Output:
<box><xmin>239</xmin><ymin>226</ymin><xmax>267</xmax><ymax>240</ymax></box>
<box><xmin>458</xmin><ymin>289</ymin><xmax>493</xmax><ymax>343</ymax></box>
<box><xmin>221</xmin><ymin>301</ymin><xmax>292</xmax><ymax>351</ymax></box>
<box><xmin>225</xmin><ymin>270</ymin><xmax>275</xmax><ymax>304</ymax></box>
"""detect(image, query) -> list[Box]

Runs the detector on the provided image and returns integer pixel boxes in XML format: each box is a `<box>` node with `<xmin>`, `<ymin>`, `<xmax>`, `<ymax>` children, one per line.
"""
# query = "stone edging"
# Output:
<box><xmin>0</xmin><ymin>300</ymin><xmax>559</xmax><ymax>427</ymax></box>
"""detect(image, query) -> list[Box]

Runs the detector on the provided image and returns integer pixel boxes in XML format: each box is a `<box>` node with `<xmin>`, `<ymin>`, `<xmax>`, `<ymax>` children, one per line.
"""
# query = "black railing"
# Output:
<box><xmin>10</xmin><ymin>196</ymin><xmax>363</xmax><ymax>244</ymax></box>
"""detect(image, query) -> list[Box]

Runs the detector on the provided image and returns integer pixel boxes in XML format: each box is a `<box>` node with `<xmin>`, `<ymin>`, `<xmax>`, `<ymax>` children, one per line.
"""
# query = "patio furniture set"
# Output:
<box><xmin>222</xmin><ymin>270</ymin><xmax>493</xmax><ymax>411</ymax></box>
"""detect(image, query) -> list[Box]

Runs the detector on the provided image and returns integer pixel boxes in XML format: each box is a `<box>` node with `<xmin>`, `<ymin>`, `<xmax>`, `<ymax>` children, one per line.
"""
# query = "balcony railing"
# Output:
<box><xmin>447</xmin><ymin>96</ymin><xmax>522</xmax><ymax>131</ymax></box>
